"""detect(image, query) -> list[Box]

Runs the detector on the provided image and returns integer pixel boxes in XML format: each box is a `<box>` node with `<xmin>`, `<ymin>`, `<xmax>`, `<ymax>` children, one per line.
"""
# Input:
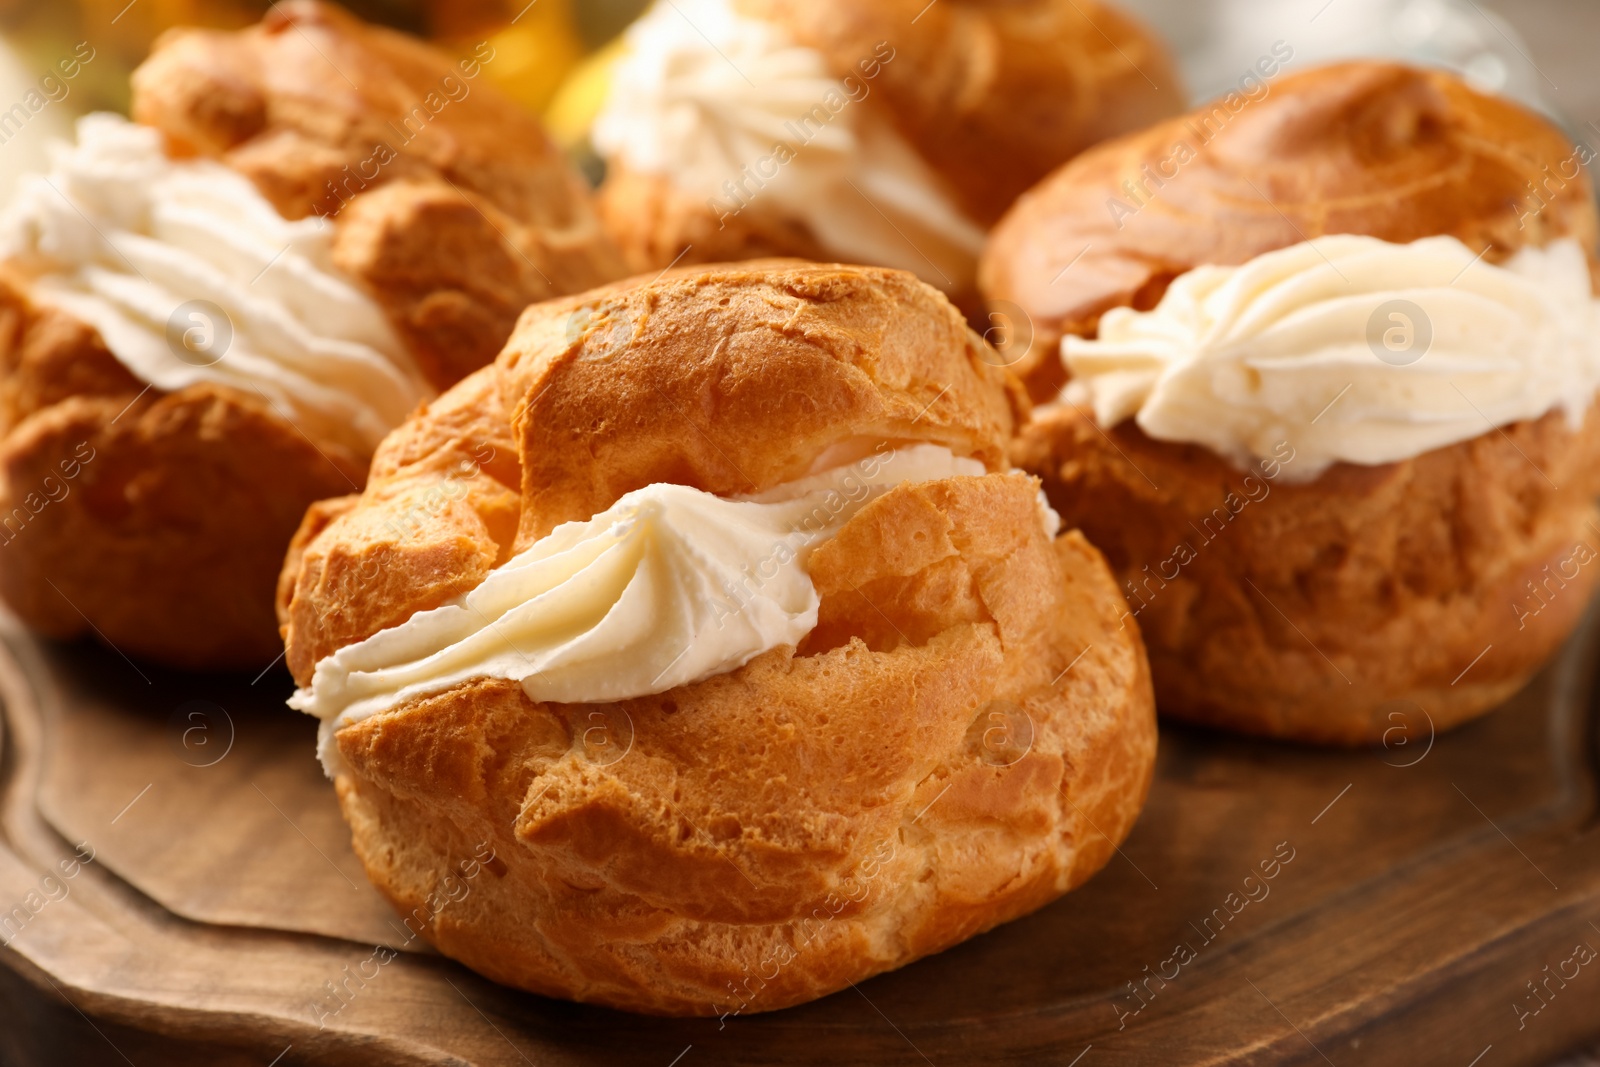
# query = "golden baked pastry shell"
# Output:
<box><xmin>278</xmin><ymin>261</ymin><xmax>1157</xmax><ymax>1013</ymax></box>
<box><xmin>1015</xmin><ymin>401</ymin><xmax>1600</xmax><ymax>743</ymax></box>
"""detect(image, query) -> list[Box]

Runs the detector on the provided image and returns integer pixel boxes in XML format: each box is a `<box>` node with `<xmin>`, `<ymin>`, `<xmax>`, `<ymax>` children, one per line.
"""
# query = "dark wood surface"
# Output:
<box><xmin>1</xmin><ymin>599</ymin><xmax>1598</xmax><ymax>1066</ymax></box>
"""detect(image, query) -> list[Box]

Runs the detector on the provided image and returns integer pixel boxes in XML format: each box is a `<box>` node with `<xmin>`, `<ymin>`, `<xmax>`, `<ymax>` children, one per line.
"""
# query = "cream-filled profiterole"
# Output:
<box><xmin>278</xmin><ymin>259</ymin><xmax>1155</xmax><ymax>1015</ymax></box>
<box><xmin>990</xmin><ymin>61</ymin><xmax>1600</xmax><ymax>743</ymax></box>
<box><xmin>0</xmin><ymin>1</ymin><xmax>623</xmax><ymax>670</ymax></box>
<box><xmin>593</xmin><ymin>0</ymin><xmax>1183</xmax><ymax>304</ymax></box>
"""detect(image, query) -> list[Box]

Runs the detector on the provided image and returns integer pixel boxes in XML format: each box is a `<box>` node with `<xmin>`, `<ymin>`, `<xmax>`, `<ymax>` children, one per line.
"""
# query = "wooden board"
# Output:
<box><xmin>1</xmin><ymin>601</ymin><xmax>1599</xmax><ymax>1067</ymax></box>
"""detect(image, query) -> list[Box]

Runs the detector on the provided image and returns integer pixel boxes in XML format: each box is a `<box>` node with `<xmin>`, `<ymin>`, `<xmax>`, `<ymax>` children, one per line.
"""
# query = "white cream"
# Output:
<box><xmin>592</xmin><ymin>0</ymin><xmax>985</xmax><ymax>293</ymax></box>
<box><xmin>1</xmin><ymin>113</ymin><xmax>432</xmax><ymax>455</ymax></box>
<box><xmin>290</xmin><ymin>444</ymin><xmax>1057</xmax><ymax>774</ymax></box>
<box><xmin>1061</xmin><ymin>234</ymin><xmax>1600</xmax><ymax>479</ymax></box>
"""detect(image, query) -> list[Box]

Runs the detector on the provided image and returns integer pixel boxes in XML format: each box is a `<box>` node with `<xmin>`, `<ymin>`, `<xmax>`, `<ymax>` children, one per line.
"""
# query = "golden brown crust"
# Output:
<box><xmin>280</xmin><ymin>361</ymin><xmax>521</xmax><ymax>680</ymax></box>
<box><xmin>0</xmin><ymin>393</ymin><xmax>364</xmax><ymax>670</ymax></box>
<box><xmin>1015</xmin><ymin>402</ymin><xmax>1600</xmax><ymax>744</ymax></box>
<box><xmin>0</xmin><ymin>273</ymin><xmax>365</xmax><ymax>668</ymax></box>
<box><xmin>597</xmin><ymin>0</ymin><xmax>1182</xmax><ymax>278</ymax></box>
<box><xmin>279</xmin><ymin>262</ymin><xmax>1156</xmax><ymax>1013</ymax></box>
<box><xmin>0</xmin><ymin>273</ymin><xmax>143</xmax><ymax>433</ymax></box>
<box><xmin>981</xmin><ymin>61</ymin><xmax>1599</xmax><ymax>399</ymax></box>
<box><xmin>336</xmin><ymin>515</ymin><xmax>1153</xmax><ymax>1015</ymax></box>
<box><xmin>742</xmin><ymin>0</ymin><xmax>1183</xmax><ymax>227</ymax></box>
<box><xmin>502</xmin><ymin>259</ymin><xmax>1024</xmax><ymax>542</ymax></box>
<box><xmin>596</xmin><ymin>164</ymin><xmax>833</xmax><ymax>278</ymax></box>
<box><xmin>132</xmin><ymin>0</ymin><xmax>625</xmax><ymax>388</ymax></box>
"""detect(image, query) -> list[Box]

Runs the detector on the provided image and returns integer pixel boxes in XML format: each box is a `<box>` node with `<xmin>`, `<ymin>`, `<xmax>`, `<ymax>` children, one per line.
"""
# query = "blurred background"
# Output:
<box><xmin>0</xmin><ymin>0</ymin><xmax>1597</xmax><ymax>204</ymax></box>
<box><xmin>0</xmin><ymin>0</ymin><xmax>653</xmax><ymax>199</ymax></box>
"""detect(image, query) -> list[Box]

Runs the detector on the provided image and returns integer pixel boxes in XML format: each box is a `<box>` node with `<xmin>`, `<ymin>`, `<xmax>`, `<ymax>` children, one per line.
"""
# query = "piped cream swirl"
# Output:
<box><xmin>1062</xmin><ymin>234</ymin><xmax>1600</xmax><ymax>479</ymax></box>
<box><xmin>592</xmin><ymin>0</ymin><xmax>985</xmax><ymax>292</ymax></box>
<box><xmin>290</xmin><ymin>444</ymin><xmax>1061</xmax><ymax>775</ymax></box>
<box><xmin>1</xmin><ymin>113</ymin><xmax>432</xmax><ymax>455</ymax></box>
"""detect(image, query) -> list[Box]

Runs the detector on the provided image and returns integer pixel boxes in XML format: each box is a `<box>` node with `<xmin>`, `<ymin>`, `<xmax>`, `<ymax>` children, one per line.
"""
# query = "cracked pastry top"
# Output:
<box><xmin>278</xmin><ymin>259</ymin><xmax>1156</xmax><ymax>1015</ymax></box>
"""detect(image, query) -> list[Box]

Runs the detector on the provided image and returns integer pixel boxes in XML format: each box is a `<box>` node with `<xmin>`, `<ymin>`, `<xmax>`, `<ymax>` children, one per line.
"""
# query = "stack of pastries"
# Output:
<box><xmin>2</xmin><ymin>0</ymin><xmax>1597</xmax><ymax>1022</ymax></box>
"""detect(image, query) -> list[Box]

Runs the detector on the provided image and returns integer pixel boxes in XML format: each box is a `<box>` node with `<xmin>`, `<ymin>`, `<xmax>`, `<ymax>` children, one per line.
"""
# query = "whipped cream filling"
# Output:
<box><xmin>1061</xmin><ymin>234</ymin><xmax>1600</xmax><ymax>479</ymax></box>
<box><xmin>592</xmin><ymin>0</ymin><xmax>986</xmax><ymax>292</ymax></box>
<box><xmin>1</xmin><ymin>113</ymin><xmax>433</xmax><ymax>455</ymax></box>
<box><xmin>293</xmin><ymin>444</ymin><xmax>1061</xmax><ymax>774</ymax></box>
